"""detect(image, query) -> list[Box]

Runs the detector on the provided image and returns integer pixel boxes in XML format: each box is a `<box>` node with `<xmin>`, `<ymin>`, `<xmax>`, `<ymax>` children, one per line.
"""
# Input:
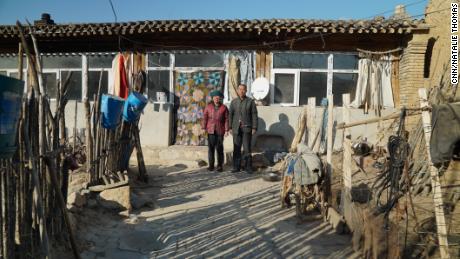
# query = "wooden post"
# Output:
<box><xmin>307</xmin><ymin>97</ymin><xmax>316</xmax><ymax>149</ymax></box>
<box><xmin>418</xmin><ymin>88</ymin><xmax>450</xmax><ymax>259</ymax></box>
<box><xmin>18</xmin><ymin>43</ymin><xmax>23</xmax><ymax>81</ymax></box>
<box><xmin>43</xmin><ymin>158</ymin><xmax>81</xmax><ymax>259</ymax></box>
<box><xmin>326</xmin><ymin>95</ymin><xmax>334</xmax><ymax>203</ymax></box>
<box><xmin>83</xmin><ymin>55</ymin><xmax>94</xmax><ymax>181</ymax></box>
<box><xmin>326</xmin><ymin>95</ymin><xmax>334</xmax><ymax>176</ymax></box>
<box><xmin>23</xmin><ymin>100</ymin><xmax>50</xmax><ymax>258</ymax></box>
<box><xmin>342</xmin><ymin>94</ymin><xmax>352</xmax><ymax>190</ymax></box>
<box><xmin>73</xmin><ymin>100</ymin><xmax>78</xmax><ymax>151</ymax></box>
<box><xmin>290</xmin><ymin>105</ymin><xmax>308</xmax><ymax>152</ymax></box>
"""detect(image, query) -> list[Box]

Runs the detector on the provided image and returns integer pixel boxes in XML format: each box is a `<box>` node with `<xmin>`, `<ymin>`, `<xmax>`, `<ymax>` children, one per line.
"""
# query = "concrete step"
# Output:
<box><xmin>137</xmin><ymin>145</ymin><xmax>232</xmax><ymax>165</ymax></box>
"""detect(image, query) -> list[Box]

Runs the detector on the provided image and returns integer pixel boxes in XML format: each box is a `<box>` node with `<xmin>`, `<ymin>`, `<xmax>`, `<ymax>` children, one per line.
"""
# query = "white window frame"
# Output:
<box><xmin>270</xmin><ymin>69</ymin><xmax>299</xmax><ymax>107</ymax></box>
<box><xmin>271</xmin><ymin>51</ymin><xmax>359</xmax><ymax>106</ymax></box>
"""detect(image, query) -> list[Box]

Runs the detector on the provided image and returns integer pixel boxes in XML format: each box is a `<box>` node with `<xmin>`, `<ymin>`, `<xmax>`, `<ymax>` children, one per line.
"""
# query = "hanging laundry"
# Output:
<box><xmin>108</xmin><ymin>53</ymin><xmax>132</xmax><ymax>99</ymax></box>
<box><xmin>118</xmin><ymin>54</ymin><xmax>129</xmax><ymax>99</ymax></box>
<box><xmin>350</xmin><ymin>55</ymin><xmax>395</xmax><ymax>112</ymax></box>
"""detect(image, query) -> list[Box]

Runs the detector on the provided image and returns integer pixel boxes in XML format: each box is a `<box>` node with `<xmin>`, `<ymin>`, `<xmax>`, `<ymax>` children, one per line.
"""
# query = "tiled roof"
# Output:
<box><xmin>0</xmin><ymin>18</ymin><xmax>427</xmax><ymax>38</ymax></box>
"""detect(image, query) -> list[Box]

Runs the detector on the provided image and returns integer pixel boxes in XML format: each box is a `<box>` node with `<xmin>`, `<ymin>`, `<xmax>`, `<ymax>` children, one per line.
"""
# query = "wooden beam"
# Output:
<box><xmin>326</xmin><ymin>95</ymin><xmax>334</xmax><ymax>202</ymax></box>
<box><xmin>336</xmin><ymin>110</ymin><xmax>422</xmax><ymax>130</ymax></box>
<box><xmin>307</xmin><ymin>97</ymin><xmax>316</xmax><ymax>149</ymax></box>
<box><xmin>290</xmin><ymin>105</ymin><xmax>307</xmax><ymax>152</ymax></box>
<box><xmin>418</xmin><ymin>88</ymin><xmax>450</xmax><ymax>259</ymax></box>
<box><xmin>342</xmin><ymin>94</ymin><xmax>352</xmax><ymax>190</ymax></box>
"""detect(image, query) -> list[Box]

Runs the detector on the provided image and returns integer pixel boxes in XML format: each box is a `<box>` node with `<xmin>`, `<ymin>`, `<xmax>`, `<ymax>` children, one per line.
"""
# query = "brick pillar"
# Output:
<box><xmin>399</xmin><ymin>34</ymin><xmax>428</xmax><ymax>108</ymax></box>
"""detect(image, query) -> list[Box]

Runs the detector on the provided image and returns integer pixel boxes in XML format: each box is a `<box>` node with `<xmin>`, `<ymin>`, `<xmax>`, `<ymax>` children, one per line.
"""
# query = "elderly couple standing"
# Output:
<box><xmin>201</xmin><ymin>84</ymin><xmax>258</xmax><ymax>173</ymax></box>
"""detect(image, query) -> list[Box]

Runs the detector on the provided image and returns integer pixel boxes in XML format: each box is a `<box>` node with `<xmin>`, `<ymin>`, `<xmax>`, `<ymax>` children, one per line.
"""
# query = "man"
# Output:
<box><xmin>229</xmin><ymin>84</ymin><xmax>258</xmax><ymax>173</ymax></box>
<box><xmin>201</xmin><ymin>90</ymin><xmax>229</xmax><ymax>172</ymax></box>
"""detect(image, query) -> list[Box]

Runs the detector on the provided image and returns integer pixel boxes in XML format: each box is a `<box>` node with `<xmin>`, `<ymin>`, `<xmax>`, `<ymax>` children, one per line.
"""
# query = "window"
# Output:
<box><xmin>88</xmin><ymin>71</ymin><xmax>108</xmax><ymax>100</ymax></box>
<box><xmin>0</xmin><ymin>56</ymin><xmax>25</xmax><ymax>69</ymax></box>
<box><xmin>147</xmin><ymin>70</ymin><xmax>170</xmax><ymax>102</ymax></box>
<box><xmin>61</xmin><ymin>71</ymin><xmax>82</xmax><ymax>100</ymax></box>
<box><xmin>148</xmin><ymin>53</ymin><xmax>170</xmax><ymax>67</ymax></box>
<box><xmin>88</xmin><ymin>54</ymin><xmax>115</xmax><ymax>68</ymax></box>
<box><xmin>272</xmin><ymin>52</ymin><xmax>358</xmax><ymax>106</ymax></box>
<box><xmin>175</xmin><ymin>53</ymin><xmax>224</xmax><ymax>67</ymax></box>
<box><xmin>43</xmin><ymin>56</ymin><xmax>81</xmax><ymax>69</ymax></box>
<box><xmin>273</xmin><ymin>53</ymin><xmax>328</xmax><ymax>69</ymax></box>
<box><xmin>43</xmin><ymin>72</ymin><xmax>58</xmax><ymax>99</ymax></box>
<box><xmin>274</xmin><ymin>73</ymin><xmax>296</xmax><ymax>104</ymax></box>
<box><xmin>299</xmin><ymin>72</ymin><xmax>327</xmax><ymax>105</ymax></box>
<box><xmin>332</xmin><ymin>73</ymin><xmax>358</xmax><ymax>106</ymax></box>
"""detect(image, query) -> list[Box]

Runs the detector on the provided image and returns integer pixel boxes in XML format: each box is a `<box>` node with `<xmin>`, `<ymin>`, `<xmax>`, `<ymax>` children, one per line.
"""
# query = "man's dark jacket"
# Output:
<box><xmin>229</xmin><ymin>97</ymin><xmax>258</xmax><ymax>134</ymax></box>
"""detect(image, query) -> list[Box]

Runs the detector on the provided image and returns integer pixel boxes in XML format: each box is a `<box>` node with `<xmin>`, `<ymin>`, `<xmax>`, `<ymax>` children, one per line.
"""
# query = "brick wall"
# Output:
<box><xmin>399</xmin><ymin>34</ymin><xmax>429</xmax><ymax>108</ymax></box>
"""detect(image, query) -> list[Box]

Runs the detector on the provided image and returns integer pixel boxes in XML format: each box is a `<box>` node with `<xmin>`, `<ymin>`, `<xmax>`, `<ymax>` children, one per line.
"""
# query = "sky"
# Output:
<box><xmin>0</xmin><ymin>0</ymin><xmax>428</xmax><ymax>25</ymax></box>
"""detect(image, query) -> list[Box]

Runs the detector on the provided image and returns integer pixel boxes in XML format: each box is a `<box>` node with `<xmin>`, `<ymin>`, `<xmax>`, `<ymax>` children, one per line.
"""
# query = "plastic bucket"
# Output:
<box><xmin>101</xmin><ymin>94</ymin><xmax>125</xmax><ymax>129</ymax></box>
<box><xmin>0</xmin><ymin>75</ymin><xmax>25</xmax><ymax>159</ymax></box>
<box><xmin>123</xmin><ymin>92</ymin><xmax>148</xmax><ymax>122</ymax></box>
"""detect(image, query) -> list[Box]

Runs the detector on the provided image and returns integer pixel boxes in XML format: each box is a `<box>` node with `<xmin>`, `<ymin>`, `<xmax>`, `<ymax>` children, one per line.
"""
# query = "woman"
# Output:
<box><xmin>201</xmin><ymin>90</ymin><xmax>229</xmax><ymax>172</ymax></box>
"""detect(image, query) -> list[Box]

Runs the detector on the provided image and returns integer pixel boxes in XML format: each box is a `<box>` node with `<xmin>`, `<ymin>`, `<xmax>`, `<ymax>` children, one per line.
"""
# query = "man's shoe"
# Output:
<box><xmin>207</xmin><ymin>166</ymin><xmax>215</xmax><ymax>172</ymax></box>
<box><xmin>216</xmin><ymin>166</ymin><xmax>223</xmax><ymax>172</ymax></box>
<box><xmin>231</xmin><ymin>168</ymin><xmax>239</xmax><ymax>173</ymax></box>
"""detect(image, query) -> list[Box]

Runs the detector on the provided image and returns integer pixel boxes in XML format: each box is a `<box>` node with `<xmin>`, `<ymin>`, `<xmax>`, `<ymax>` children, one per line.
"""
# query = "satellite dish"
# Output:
<box><xmin>251</xmin><ymin>77</ymin><xmax>270</xmax><ymax>101</ymax></box>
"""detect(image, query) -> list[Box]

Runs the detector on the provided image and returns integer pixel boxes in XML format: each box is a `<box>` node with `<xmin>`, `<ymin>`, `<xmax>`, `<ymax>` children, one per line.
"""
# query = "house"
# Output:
<box><xmin>0</xmin><ymin>7</ymin><xmax>430</xmax><ymax>149</ymax></box>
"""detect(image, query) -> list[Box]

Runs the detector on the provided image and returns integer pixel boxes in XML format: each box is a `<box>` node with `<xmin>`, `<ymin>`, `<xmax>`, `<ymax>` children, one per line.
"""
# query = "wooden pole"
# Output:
<box><xmin>43</xmin><ymin>158</ymin><xmax>81</xmax><ymax>259</ymax></box>
<box><xmin>73</xmin><ymin>100</ymin><xmax>78</xmax><ymax>151</ymax></box>
<box><xmin>133</xmin><ymin>126</ymin><xmax>147</xmax><ymax>182</ymax></box>
<box><xmin>307</xmin><ymin>97</ymin><xmax>316</xmax><ymax>149</ymax></box>
<box><xmin>418</xmin><ymin>88</ymin><xmax>450</xmax><ymax>259</ymax></box>
<box><xmin>337</xmin><ymin>110</ymin><xmax>422</xmax><ymax>130</ymax></box>
<box><xmin>290</xmin><ymin>105</ymin><xmax>307</xmax><ymax>152</ymax></box>
<box><xmin>83</xmin><ymin>55</ymin><xmax>94</xmax><ymax>182</ymax></box>
<box><xmin>326</xmin><ymin>95</ymin><xmax>334</xmax><ymax>203</ymax></box>
<box><xmin>342</xmin><ymin>94</ymin><xmax>352</xmax><ymax>190</ymax></box>
<box><xmin>18</xmin><ymin>43</ymin><xmax>23</xmax><ymax>81</ymax></box>
<box><xmin>23</xmin><ymin>99</ymin><xmax>50</xmax><ymax>259</ymax></box>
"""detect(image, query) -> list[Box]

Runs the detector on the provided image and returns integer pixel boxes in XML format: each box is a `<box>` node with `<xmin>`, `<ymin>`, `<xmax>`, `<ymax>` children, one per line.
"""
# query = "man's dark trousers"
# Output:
<box><xmin>208</xmin><ymin>134</ymin><xmax>224</xmax><ymax>168</ymax></box>
<box><xmin>233</xmin><ymin>128</ymin><xmax>252</xmax><ymax>171</ymax></box>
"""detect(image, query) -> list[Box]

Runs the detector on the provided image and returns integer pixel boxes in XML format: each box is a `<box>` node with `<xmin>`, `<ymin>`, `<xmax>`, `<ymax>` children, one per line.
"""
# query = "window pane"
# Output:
<box><xmin>175</xmin><ymin>53</ymin><xmax>223</xmax><ymax>67</ymax></box>
<box><xmin>43</xmin><ymin>56</ymin><xmax>81</xmax><ymax>69</ymax></box>
<box><xmin>9</xmin><ymin>72</ymin><xmax>19</xmax><ymax>79</ymax></box>
<box><xmin>148</xmin><ymin>70</ymin><xmax>170</xmax><ymax>102</ymax></box>
<box><xmin>88</xmin><ymin>54</ymin><xmax>115</xmax><ymax>68</ymax></box>
<box><xmin>333</xmin><ymin>73</ymin><xmax>358</xmax><ymax>106</ymax></box>
<box><xmin>43</xmin><ymin>73</ymin><xmax>58</xmax><ymax>99</ymax></box>
<box><xmin>274</xmin><ymin>73</ymin><xmax>295</xmax><ymax>104</ymax></box>
<box><xmin>299</xmin><ymin>72</ymin><xmax>327</xmax><ymax>105</ymax></box>
<box><xmin>148</xmin><ymin>53</ymin><xmax>170</xmax><ymax>67</ymax></box>
<box><xmin>0</xmin><ymin>71</ymin><xmax>7</xmax><ymax>75</ymax></box>
<box><xmin>61</xmin><ymin>71</ymin><xmax>82</xmax><ymax>100</ymax></box>
<box><xmin>333</xmin><ymin>55</ymin><xmax>358</xmax><ymax>70</ymax></box>
<box><xmin>88</xmin><ymin>71</ymin><xmax>108</xmax><ymax>100</ymax></box>
<box><xmin>273</xmin><ymin>53</ymin><xmax>328</xmax><ymax>69</ymax></box>
<box><xmin>0</xmin><ymin>57</ymin><xmax>24</xmax><ymax>69</ymax></box>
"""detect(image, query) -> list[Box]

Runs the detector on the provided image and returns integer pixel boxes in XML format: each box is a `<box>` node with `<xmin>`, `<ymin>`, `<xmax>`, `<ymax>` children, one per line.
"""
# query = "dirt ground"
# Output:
<box><xmin>73</xmin><ymin>159</ymin><xmax>360</xmax><ymax>259</ymax></box>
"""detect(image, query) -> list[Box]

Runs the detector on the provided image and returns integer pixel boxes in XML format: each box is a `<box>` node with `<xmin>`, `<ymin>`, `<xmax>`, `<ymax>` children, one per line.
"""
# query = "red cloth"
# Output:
<box><xmin>201</xmin><ymin>103</ymin><xmax>229</xmax><ymax>135</ymax></box>
<box><xmin>118</xmin><ymin>54</ymin><xmax>129</xmax><ymax>99</ymax></box>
